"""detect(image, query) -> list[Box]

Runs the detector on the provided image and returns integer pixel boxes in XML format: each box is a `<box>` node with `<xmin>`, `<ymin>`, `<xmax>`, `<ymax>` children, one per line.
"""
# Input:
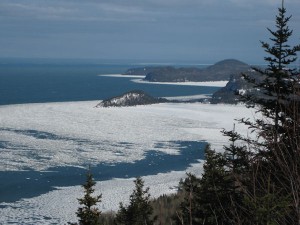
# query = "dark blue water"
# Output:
<box><xmin>0</xmin><ymin>60</ymin><xmax>216</xmax><ymax>204</ymax></box>
<box><xmin>0</xmin><ymin>141</ymin><xmax>206</xmax><ymax>203</ymax></box>
<box><xmin>0</xmin><ymin>63</ymin><xmax>220</xmax><ymax>105</ymax></box>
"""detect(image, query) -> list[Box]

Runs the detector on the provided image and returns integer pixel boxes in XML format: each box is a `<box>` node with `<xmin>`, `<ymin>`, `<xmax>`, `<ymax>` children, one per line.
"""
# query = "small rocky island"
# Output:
<box><xmin>96</xmin><ymin>90</ymin><xmax>168</xmax><ymax>107</ymax></box>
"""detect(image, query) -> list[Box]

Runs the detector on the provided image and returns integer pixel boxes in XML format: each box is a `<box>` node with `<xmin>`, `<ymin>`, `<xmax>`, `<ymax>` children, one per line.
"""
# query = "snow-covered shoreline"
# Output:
<box><xmin>132</xmin><ymin>78</ymin><xmax>228</xmax><ymax>87</ymax></box>
<box><xmin>0</xmin><ymin>101</ymin><xmax>254</xmax><ymax>224</ymax></box>
<box><xmin>98</xmin><ymin>74</ymin><xmax>228</xmax><ymax>87</ymax></box>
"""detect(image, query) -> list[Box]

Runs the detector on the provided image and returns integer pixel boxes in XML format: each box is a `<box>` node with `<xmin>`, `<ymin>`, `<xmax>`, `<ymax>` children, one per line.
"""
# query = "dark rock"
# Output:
<box><xmin>96</xmin><ymin>90</ymin><xmax>168</xmax><ymax>107</ymax></box>
<box><xmin>211</xmin><ymin>69</ymin><xmax>261</xmax><ymax>104</ymax></box>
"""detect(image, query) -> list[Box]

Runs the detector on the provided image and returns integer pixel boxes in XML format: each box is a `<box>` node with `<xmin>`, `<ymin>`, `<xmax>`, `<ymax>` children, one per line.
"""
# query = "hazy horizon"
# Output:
<box><xmin>1</xmin><ymin>0</ymin><xmax>300</xmax><ymax>65</ymax></box>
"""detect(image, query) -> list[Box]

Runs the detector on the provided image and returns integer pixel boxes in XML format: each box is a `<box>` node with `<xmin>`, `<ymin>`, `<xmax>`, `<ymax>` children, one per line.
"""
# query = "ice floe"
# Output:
<box><xmin>0</xmin><ymin>101</ymin><xmax>256</xmax><ymax>224</ymax></box>
<box><xmin>0</xmin><ymin>101</ymin><xmax>252</xmax><ymax>171</ymax></box>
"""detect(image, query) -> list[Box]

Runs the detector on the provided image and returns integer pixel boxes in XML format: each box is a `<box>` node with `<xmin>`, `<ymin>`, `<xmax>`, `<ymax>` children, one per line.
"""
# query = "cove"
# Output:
<box><xmin>0</xmin><ymin>140</ymin><xmax>206</xmax><ymax>203</ymax></box>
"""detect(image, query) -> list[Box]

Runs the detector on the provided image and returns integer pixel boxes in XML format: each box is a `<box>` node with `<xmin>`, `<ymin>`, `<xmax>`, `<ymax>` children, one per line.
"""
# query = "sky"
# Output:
<box><xmin>0</xmin><ymin>0</ymin><xmax>299</xmax><ymax>64</ymax></box>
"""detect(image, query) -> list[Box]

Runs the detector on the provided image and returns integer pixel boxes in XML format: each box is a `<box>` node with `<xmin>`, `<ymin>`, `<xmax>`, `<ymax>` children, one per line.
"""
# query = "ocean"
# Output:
<box><xmin>0</xmin><ymin>59</ymin><xmax>222</xmax><ymax>223</ymax></box>
<box><xmin>0</xmin><ymin>60</ymin><xmax>219</xmax><ymax>105</ymax></box>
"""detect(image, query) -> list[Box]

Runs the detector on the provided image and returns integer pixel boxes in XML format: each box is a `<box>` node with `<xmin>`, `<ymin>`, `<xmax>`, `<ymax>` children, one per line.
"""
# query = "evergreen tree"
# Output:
<box><xmin>73</xmin><ymin>168</ymin><xmax>102</xmax><ymax>225</ymax></box>
<box><xmin>241</xmin><ymin>0</ymin><xmax>300</xmax><ymax>141</ymax></box>
<box><xmin>174</xmin><ymin>173</ymin><xmax>201</xmax><ymax>225</ymax></box>
<box><xmin>222</xmin><ymin>125</ymin><xmax>251</xmax><ymax>174</ymax></box>
<box><xmin>175</xmin><ymin>145</ymin><xmax>234</xmax><ymax>225</ymax></box>
<box><xmin>233</xmin><ymin>1</ymin><xmax>300</xmax><ymax>224</ymax></box>
<box><xmin>221</xmin><ymin>127</ymin><xmax>252</xmax><ymax>224</ymax></box>
<box><xmin>196</xmin><ymin>145</ymin><xmax>233</xmax><ymax>225</ymax></box>
<box><xmin>174</xmin><ymin>3</ymin><xmax>300</xmax><ymax>224</ymax></box>
<box><xmin>115</xmin><ymin>177</ymin><xmax>156</xmax><ymax>225</ymax></box>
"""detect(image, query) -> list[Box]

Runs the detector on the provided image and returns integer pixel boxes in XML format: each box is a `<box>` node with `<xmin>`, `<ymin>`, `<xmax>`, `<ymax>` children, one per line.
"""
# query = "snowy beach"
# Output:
<box><xmin>131</xmin><ymin>79</ymin><xmax>229</xmax><ymax>87</ymax></box>
<box><xmin>99</xmin><ymin>74</ymin><xmax>229</xmax><ymax>87</ymax></box>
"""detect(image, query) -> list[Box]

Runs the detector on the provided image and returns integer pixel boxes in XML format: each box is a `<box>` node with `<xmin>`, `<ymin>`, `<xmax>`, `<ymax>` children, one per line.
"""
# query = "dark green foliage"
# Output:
<box><xmin>174</xmin><ymin>173</ymin><xmax>201</xmax><ymax>225</ymax></box>
<box><xmin>98</xmin><ymin>212</ymin><xmax>116</xmax><ymax>225</ymax></box>
<box><xmin>196</xmin><ymin>146</ymin><xmax>231</xmax><ymax>225</ymax></box>
<box><xmin>231</xmin><ymin>1</ymin><xmax>300</xmax><ymax>224</ymax></box>
<box><xmin>174</xmin><ymin>145</ymin><xmax>235</xmax><ymax>225</ymax></box>
<box><xmin>242</xmin><ymin>1</ymin><xmax>300</xmax><ymax>136</ymax></box>
<box><xmin>175</xmin><ymin>4</ymin><xmax>300</xmax><ymax>224</ymax></box>
<box><xmin>73</xmin><ymin>168</ymin><xmax>102</xmax><ymax>225</ymax></box>
<box><xmin>95</xmin><ymin>193</ymin><xmax>182</xmax><ymax>225</ymax></box>
<box><xmin>221</xmin><ymin>128</ymin><xmax>254</xmax><ymax>224</ymax></box>
<box><xmin>115</xmin><ymin>177</ymin><xmax>156</xmax><ymax>225</ymax></box>
<box><xmin>243</xmin><ymin>174</ymin><xmax>291</xmax><ymax>225</ymax></box>
<box><xmin>151</xmin><ymin>194</ymin><xmax>182</xmax><ymax>225</ymax></box>
<box><xmin>222</xmin><ymin>126</ymin><xmax>251</xmax><ymax>174</ymax></box>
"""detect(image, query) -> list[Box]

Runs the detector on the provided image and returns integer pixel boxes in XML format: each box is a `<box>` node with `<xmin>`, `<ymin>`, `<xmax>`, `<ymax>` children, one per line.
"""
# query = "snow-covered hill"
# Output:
<box><xmin>96</xmin><ymin>90</ymin><xmax>167</xmax><ymax>107</ymax></box>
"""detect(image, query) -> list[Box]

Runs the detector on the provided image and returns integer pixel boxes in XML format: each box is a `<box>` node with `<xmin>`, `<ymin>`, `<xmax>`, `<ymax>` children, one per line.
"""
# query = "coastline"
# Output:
<box><xmin>132</xmin><ymin>79</ymin><xmax>228</xmax><ymax>87</ymax></box>
<box><xmin>98</xmin><ymin>74</ymin><xmax>228</xmax><ymax>87</ymax></box>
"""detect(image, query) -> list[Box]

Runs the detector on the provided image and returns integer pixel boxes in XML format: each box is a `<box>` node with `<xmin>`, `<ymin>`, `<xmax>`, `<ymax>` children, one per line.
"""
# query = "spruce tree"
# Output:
<box><xmin>174</xmin><ymin>2</ymin><xmax>300</xmax><ymax>224</ymax></box>
<box><xmin>222</xmin><ymin>127</ymin><xmax>252</xmax><ymax>224</ymax></box>
<box><xmin>174</xmin><ymin>173</ymin><xmax>201</xmax><ymax>225</ymax></box>
<box><xmin>196</xmin><ymin>145</ymin><xmax>233</xmax><ymax>225</ymax></box>
<box><xmin>241</xmin><ymin>0</ymin><xmax>300</xmax><ymax>141</ymax></box>
<box><xmin>115</xmin><ymin>177</ymin><xmax>155</xmax><ymax>225</ymax></box>
<box><xmin>175</xmin><ymin>145</ymin><xmax>233</xmax><ymax>225</ymax></box>
<box><xmin>234</xmin><ymin>1</ymin><xmax>300</xmax><ymax>224</ymax></box>
<box><xmin>75</xmin><ymin>168</ymin><xmax>102</xmax><ymax>225</ymax></box>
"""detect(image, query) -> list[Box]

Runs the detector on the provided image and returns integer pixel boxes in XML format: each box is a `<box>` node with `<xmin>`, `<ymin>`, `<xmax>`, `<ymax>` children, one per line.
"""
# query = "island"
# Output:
<box><xmin>96</xmin><ymin>90</ymin><xmax>168</xmax><ymax>107</ymax></box>
<box><xmin>123</xmin><ymin>59</ymin><xmax>252</xmax><ymax>82</ymax></box>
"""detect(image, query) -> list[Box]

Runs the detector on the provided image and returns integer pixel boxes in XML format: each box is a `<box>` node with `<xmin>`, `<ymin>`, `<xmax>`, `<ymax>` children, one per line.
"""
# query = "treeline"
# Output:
<box><xmin>69</xmin><ymin>2</ymin><xmax>300</xmax><ymax>225</ymax></box>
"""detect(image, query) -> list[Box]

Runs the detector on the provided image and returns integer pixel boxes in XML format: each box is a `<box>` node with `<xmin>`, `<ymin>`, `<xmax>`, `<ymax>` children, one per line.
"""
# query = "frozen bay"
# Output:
<box><xmin>0</xmin><ymin>61</ymin><xmax>255</xmax><ymax>224</ymax></box>
<box><xmin>0</xmin><ymin>101</ymin><xmax>254</xmax><ymax>224</ymax></box>
<box><xmin>0</xmin><ymin>101</ymin><xmax>251</xmax><ymax>172</ymax></box>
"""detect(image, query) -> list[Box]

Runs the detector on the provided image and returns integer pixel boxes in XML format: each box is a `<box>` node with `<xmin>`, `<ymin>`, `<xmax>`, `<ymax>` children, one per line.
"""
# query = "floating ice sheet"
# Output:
<box><xmin>0</xmin><ymin>101</ymin><xmax>253</xmax><ymax>171</ymax></box>
<box><xmin>0</xmin><ymin>101</ymin><xmax>256</xmax><ymax>224</ymax></box>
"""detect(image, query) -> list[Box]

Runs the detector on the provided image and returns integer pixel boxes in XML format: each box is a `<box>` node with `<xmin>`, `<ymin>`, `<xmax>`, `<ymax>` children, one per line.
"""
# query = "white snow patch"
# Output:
<box><xmin>165</xmin><ymin>94</ymin><xmax>211</xmax><ymax>101</ymax></box>
<box><xmin>238</xmin><ymin>89</ymin><xmax>247</xmax><ymax>95</ymax></box>
<box><xmin>109</xmin><ymin>93</ymin><xmax>141</xmax><ymax>104</ymax></box>
<box><xmin>131</xmin><ymin>79</ymin><xmax>228</xmax><ymax>87</ymax></box>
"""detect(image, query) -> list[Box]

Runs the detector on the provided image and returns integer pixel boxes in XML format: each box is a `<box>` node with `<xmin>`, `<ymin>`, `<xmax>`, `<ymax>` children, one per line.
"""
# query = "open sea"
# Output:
<box><xmin>0</xmin><ymin>59</ymin><xmax>218</xmax><ymax>106</ymax></box>
<box><xmin>0</xmin><ymin>59</ymin><xmax>220</xmax><ymax>204</ymax></box>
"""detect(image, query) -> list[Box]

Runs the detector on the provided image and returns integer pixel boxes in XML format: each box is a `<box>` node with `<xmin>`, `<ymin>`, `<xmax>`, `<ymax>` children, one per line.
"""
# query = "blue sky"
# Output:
<box><xmin>0</xmin><ymin>0</ymin><xmax>299</xmax><ymax>64</ymax></box>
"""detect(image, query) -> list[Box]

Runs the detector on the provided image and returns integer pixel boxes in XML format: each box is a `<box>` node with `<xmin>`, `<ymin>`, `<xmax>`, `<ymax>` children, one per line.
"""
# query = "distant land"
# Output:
<box><xmin>211</xmin><ymin>74</ymin><xmax>250</xmax><ymax>104</ymax></box>
<box><xmin>211</xmin><ymin>68</ymin><xmax>263</xmax><ymax>104</ymax></box>
<box><xmin>124</xmin><ymin>59</ymin><xmax>252</xmax><ymax>82</ymax></box>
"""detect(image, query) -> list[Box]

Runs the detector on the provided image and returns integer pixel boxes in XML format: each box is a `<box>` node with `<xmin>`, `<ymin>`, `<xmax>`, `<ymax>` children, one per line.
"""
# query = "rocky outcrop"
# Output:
<box><xmin>211</xmin><ymin>69</ymin><xmax>260</xmax><ymax>104</ymax></box>
<box><xmin>96</xmin><ymin>90</ymin><xmax>167</xmax><ymax>107</ymax></box>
